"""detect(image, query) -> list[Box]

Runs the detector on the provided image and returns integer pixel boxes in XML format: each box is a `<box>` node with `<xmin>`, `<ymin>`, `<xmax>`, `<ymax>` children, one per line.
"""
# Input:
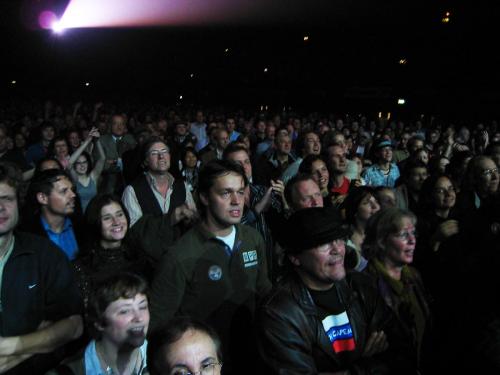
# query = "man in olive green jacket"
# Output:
<box><xmin>149</xmin><ymin>160</ymin><xmax>271</xmax><ymax>374</ymax></box>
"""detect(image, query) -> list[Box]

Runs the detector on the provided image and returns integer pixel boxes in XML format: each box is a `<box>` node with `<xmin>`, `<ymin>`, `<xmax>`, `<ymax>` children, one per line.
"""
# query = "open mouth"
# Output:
<box><xmin>128</xmin><ymin>327</ymin><xmax>146</xmax><ymax>336</ymax></box>
<box><xmin>229</xmin><ymin>209</ymin><xmax>241</xmax><ymax>218</ymax></box>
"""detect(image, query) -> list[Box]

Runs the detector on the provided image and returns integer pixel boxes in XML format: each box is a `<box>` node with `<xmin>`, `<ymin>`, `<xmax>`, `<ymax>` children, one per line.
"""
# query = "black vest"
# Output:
<box><xmin>131</xmin><ymin>174</ymin><xmax>186</xmax><ymax>217</ymax></box>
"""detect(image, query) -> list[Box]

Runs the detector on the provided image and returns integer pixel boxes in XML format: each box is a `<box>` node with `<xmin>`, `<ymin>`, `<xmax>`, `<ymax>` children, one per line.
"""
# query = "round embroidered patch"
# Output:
<box><xmin>208</xmin><ymin>265</ymin><xmax>222</xmax><ymax>281</ymax></box>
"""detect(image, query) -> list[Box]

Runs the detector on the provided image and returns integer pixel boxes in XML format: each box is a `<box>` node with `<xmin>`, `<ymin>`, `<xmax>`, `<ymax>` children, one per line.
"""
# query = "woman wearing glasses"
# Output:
<box><xmin>363</xmin><ymin>208</ymin><xmax>432</xmax><ymax>372</ymax></box>
<box><xmin>68</xmin><ymin>127</ymin><xmax>106</xmax><ymax>212</ymax></box>
<box><xmin>147</xmin><ymin>317</ymin><xmax>223</xmax><ymax>375</ymax></box>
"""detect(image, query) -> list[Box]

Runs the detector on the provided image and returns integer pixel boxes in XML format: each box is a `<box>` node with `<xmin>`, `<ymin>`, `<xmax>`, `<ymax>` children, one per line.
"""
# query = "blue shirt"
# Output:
<box><xmin>40</xmin><ymin>216</ymin><xmax>79</xmax><ymax>260</ymax></box>
<box><xmin>362</xmin><ymin>163</ymin><xmax>400</xmax><ymax>187</ymax></box>
<box><xmin>85</xmin><ymin>339</ymin><xmax>148</xmax><ymax>375</ymax></box>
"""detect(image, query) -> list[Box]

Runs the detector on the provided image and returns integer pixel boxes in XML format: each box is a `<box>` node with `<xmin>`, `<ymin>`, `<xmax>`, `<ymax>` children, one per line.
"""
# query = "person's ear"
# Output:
<box><xmin>36</xmin><ymin>192</ymin><xmax>48</xmax><ymax>205</ymax></box>
<box><xmin>288</xmin><ymin>254</ymin><xmax>301</xmax><ymax>267</ymax></box>
<box><xmin>94</xmin><ymin>320</ymin><xmax>105</xmax><ymax>332</ymax></box>
<box><xmin>199</xmin><ymin>192</ymin><xmax>209</xmax><ymax>207</ymax></box>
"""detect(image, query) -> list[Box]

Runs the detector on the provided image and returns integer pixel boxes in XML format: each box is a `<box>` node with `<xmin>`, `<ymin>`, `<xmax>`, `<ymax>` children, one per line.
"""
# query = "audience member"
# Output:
<box><xmin>148</xmin><ymin>317</ymin><xmax>223</xmax><ymax>375</ymax></box>
<box><xmin>0</xmin><ymin>163</ymin><xmax>83</xmax><ymax>374</ymax></box>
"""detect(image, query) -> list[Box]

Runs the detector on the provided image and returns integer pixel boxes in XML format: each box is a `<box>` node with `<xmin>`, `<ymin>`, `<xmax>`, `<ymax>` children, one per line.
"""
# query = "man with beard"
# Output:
<box><xmin>257</xmin><ymin>207</ymin><xmax>415</xmax><ymax>374</ymax></box>
<box><xmin>22</xmin><ymin>169</ymin><xmax>83</xmax><ymax>261</ymax></box>
<box><xmin>149</xmin><ymin>160</ymin><xmax>271</xmax><ymax>374</ymax></box>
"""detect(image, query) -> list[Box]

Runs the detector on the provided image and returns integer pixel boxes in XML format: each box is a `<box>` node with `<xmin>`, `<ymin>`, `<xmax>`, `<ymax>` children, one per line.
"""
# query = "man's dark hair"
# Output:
<box><xmin>0</xmin><ymin>162</ymin><xmax>21</xmax><ymax>193</ymax></box>
<box><xmin>147</xmin><ymin>317</ymin><xmax>222</xmax><ymax>375</ymax></box>
<box><xmin>87</xmin><ymin>272</ymin><xmax>148</xmax><ymax>340</ymax></box>
<box><xmin>28</xmin><ymin>169</ymin><xmax>72</xmax><ymax>207</ymax></box>
<box><xmin>197</xmin><ymin>160</ymin><xmax>248</xmax><ymax>198</ymax></box>
<box><xmin>34</xmin><ymin>156</ymin><xmax>63</xmax><ymax>175</ymax></box>
<box><xmin>222</xmin><ymin>143</ymin><xmax>249</xmax><ymax>160</ymax></box>
<box><xmin>284</xmin><ymin>173</ymin><xmax>316</xmax><ymax>208</ymax></box>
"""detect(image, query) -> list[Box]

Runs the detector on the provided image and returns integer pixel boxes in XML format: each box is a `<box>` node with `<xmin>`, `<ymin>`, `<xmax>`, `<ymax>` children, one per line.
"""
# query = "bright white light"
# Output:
<box><xmin>52</xmin><ymin>21</ymin><xmax>65</xmax><ymax>33</ymax></box>
<box><xmin>264</xmin><ymin>68</ymin><xmax>268</xmax><ymax>72</ymax></box>
<box><xmin>397</xmin><ymin>98</ymin><xmax>405</xmax><ymax>105</ymax></box>
<box><xmin>190</xmin><ymin>73</ymin><xmax>194</xmax><ymax>78</ymax></box>
<box><xmin>303</xmin><ymin>35</ymin><xmax>309</xmax><ymax>41</ymax></box>
<box><xmin>85</xmin><ymin>82</ymin><xmax>90</xmax><ymax>86</ymax></box>
<box><xmin>11</xmin><ymin>80</ymin><xmax>16</xmax><ymax>85</ymax></box>
<box><xmin>179</xmin><ymin>95</ymin><xmax>183</xmax><ymax>100</ymax></box>
<box><xmin>225</xmin><ymin>48</ymin><xmax>229</xmax><ymax>53</ymax></box>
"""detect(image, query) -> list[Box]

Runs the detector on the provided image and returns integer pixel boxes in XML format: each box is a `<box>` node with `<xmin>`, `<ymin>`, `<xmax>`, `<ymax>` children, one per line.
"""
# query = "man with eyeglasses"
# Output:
<box><xmin>455</xmin><ymin>155</ymin><xmax>499</xmax><ymax>216</ymax></box>
<box><xmin>257</xmin><ymin>207</ymin><xmax>415</xmax><ymax>375</ymax></box>
<box><xmin>122</xmin><ymin>137</ymin><xmax>197</xmax><ymax>228</ymax></box>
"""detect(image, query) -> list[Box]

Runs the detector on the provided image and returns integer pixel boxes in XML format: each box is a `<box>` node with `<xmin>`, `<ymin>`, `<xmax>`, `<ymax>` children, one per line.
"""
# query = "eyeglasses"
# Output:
<box><xmin>75</xmin><ymin>160</ymin><xmax>88</xmax><ymax>165</ymax></box>
<box><xmin>481</xmin><ymin>167</ymin><xmax>499</xmax><ymax>177</ymax></box>
<box><xmin>433</xmin><ymin>186</ymin><xmax>455</xmax><ymax>195</ymax></box>
<box><xmin>393</xmin><ymin>230</ymin><xmax>417</xmax><ymax>242</ymax></box>
<box><xmin>170</xmin><ymin>362</ymin><xmax>223</xmax><ymax>375</ymax></box>
<box><xmin>149</xmin><ymin>149</ymin><xmax>169</xmax><ymax>157</ymax></box>
<box><xmin>315</xmin><ymin>239</ymin><xmax>346</xmax><ymax>253</ymax></box>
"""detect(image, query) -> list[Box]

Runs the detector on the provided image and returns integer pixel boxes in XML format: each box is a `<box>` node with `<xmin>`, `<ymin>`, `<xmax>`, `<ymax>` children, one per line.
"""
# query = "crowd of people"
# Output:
<box><xmin>1</xmin><ymin>100</ymin><xmax>500</xmax><ymax>374</ymax></box>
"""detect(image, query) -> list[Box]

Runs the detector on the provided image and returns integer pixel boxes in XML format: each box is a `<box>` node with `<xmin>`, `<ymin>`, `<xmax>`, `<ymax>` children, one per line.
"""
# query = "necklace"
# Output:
<box><xmin>96</xmin><ymin>342</ymin><xmax>141</xmax><ymax>375</ymax></box>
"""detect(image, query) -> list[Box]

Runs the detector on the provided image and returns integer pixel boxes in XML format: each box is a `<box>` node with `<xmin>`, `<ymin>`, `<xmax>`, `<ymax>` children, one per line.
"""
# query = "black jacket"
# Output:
<box><xmin>257</xmin><ymin>272</ymin><xmax>416</xmax><ymax>375</ymax></box>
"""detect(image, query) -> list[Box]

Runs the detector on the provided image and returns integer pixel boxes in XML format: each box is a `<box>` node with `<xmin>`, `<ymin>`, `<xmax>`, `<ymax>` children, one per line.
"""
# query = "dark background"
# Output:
<box><xmin>1</xmin><ymin>1</ymin><xmax>499</xmax><ymax>120</ymax></box>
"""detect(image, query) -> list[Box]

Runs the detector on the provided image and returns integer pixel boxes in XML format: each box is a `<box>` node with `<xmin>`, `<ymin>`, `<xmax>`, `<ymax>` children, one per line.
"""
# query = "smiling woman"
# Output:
<box><xmin>47</xmin><ymin>273</ymin><xmax>150</xmax><ymax>375</ymax></box>
<box><xmin>73</xmin><ymin>194</ymin><xmax>150</xmax><ymax>313</ymax></box>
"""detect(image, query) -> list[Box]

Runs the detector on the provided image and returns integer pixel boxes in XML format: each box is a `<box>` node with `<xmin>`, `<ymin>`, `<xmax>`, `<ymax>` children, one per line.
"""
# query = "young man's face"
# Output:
<box><xmin>225</xmin><ymin>150</ymin><xmax>252</xmax><ymax>180</ymax></box>
<box><xmin>327</xmin><ymin>145</ymin><xmax>347</xmax><ymax>174</ymax></box>
<box><xmin>201</xmin><ymin>172</ymin><xmax>245</xmax><ymax>231</ymax></box>
<box><xmin>41</xmin><ymin>126</ymin><xmax>55</xmax><ymax>142</ymax></box>
<box><xmin>39</xmin><ymin>177</ymin><xmax>76</xmax><ymax>216</ymax></box>
<box><xmin>0</xmin><ymin>182</ymin><xmax>19</xmax><ymax>236</ymax></box>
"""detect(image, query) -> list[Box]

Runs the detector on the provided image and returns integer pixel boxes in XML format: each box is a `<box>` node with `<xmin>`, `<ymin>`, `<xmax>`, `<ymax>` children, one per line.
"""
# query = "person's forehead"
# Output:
<box><xmin>0</xmin><ymin>182</ymin><xmax>16</xmax><ymax>196</ymax></box>
<box><xmin>148</xmin><ymin>142</ymin><xmax>169</xmax><ymax>152</ymax></box>
<box><xmin>106</xmin><ymin>293</ymin><xmax>147</xmax><ymax>310</ymax></box>
<box><xmin>478</xmin><ymin>159</ymin><xmax>496</xmax><ymax>170</ymax></box>
<box><xmin>53</xmin><ymin>176</ymin><xmax>73</xmax><ymax>188</ymax></box>
<box><xmin>167</xmin><ymin>329</ymin><xmax>217</xmax><ymax>362</ymax></box>
<box><xmin>212</xmin><ymin>172</ymin><xmax>244</xmax><ymax>188</ymax></box>
<box><xmin>329</xmin><ymin>145</ymin><xmax>343</xmax><ymax>155</ymax></box>
<box><xmin>228</xmin><ymin>150</ymin><xmax>249</xmax><ymax>161</ymax></box>
<box><xmin>297</xmin><ymin>180</ymin><xmax>318</xmax><ymax>193</ymax></box>
<box><xmin>312</xmin><ymin>160</ymin><xmax>326</xmax><ymax>169</ymax></box>
<box><xmin>435</xmin><ymin>177</ymin><xmax>452</xmax><ymax>187</ymax></box>
<box><xmin>305</xmin><ymin>133</ymin><xmax>319</xmax><ymax>141</ymax></box>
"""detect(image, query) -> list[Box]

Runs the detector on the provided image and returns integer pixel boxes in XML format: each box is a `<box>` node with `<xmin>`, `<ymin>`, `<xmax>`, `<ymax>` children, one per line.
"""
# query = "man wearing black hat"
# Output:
<box><xmin>257</xmin><ymin>207</ymin><xmax>415</xmax><ymax>374</ymax></box>
<box><xmin>363</xmin><ymin>140</ymin><xmax>400</xmax><ymax>188</ymax></box>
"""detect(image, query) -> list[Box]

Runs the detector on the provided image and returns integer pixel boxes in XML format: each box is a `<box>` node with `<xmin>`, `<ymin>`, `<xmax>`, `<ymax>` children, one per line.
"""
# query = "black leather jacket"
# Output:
<box><xmin>257</xmin><ymin>272</ymin><xmax>416</xmax><ymax>375</ymax></box>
